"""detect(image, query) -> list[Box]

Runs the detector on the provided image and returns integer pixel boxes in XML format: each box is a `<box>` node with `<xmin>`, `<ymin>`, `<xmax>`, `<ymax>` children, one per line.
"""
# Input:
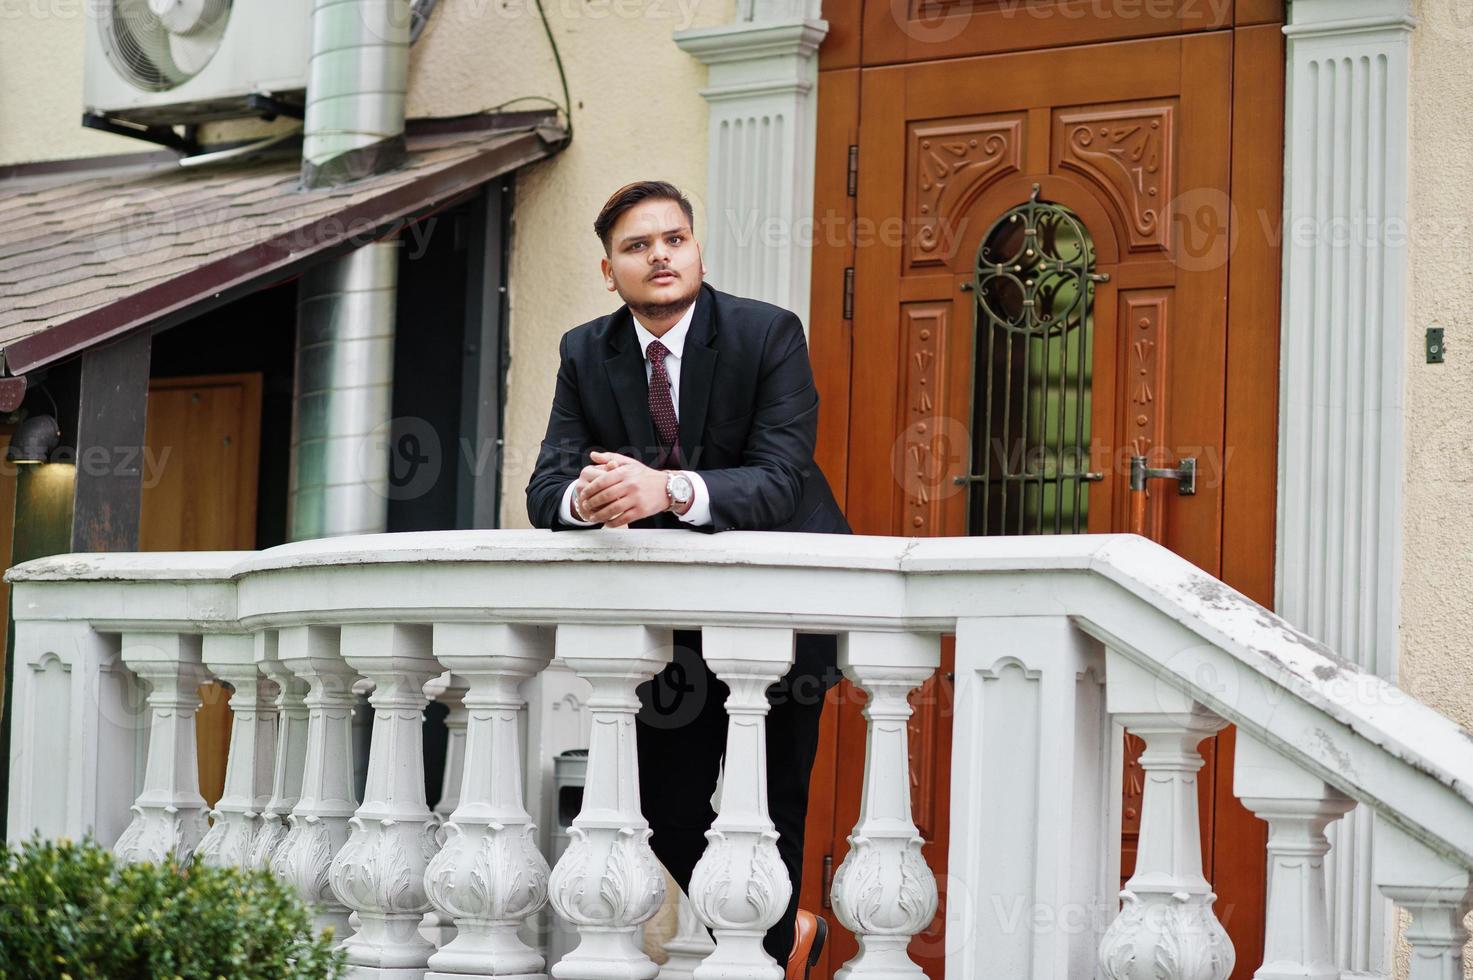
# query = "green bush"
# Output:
<box><xmin>0</xmin><ymin>837</ymin><xmax>345</xmax><ymax>979</ymax></box>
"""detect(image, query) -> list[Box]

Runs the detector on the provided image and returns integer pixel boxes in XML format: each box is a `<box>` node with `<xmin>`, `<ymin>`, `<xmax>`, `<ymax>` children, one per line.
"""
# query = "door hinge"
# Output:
<box><xmin>821</xmin><ymin>853</ymin><xmax>834</xmax><ymax>908</ymax></box>
<box><xmin>846</xmin><ymin>144</ymin><xmax>858</xmax><ymax>197</ymax></box>
<box><xmin>842</xmin><ymin>267</ymin><xmax>855</xmax><ymax>321</ymax></box>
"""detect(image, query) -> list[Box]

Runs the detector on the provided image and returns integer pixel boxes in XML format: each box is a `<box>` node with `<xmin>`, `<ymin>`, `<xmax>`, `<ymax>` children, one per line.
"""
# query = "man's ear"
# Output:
<box><xmin>600</xmin><ymin>255</ymin><xmax>617</xmax><ymax>291</ymax></box>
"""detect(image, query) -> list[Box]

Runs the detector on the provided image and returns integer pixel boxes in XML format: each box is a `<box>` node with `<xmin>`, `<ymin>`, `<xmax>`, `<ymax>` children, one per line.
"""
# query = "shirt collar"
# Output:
<box><xmin>632</xmin><ymin>298</ymin><xmax>696</xmax><ymax>361</ymax></box>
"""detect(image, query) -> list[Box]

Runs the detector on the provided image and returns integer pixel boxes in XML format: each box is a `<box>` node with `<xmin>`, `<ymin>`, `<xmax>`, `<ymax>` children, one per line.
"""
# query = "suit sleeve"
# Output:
<box><xmin>526</xmin><ymin>332</ymin><xmax>603</xmax><ymax>530</ymax></box>
<box><xmin>694</xmin><ymin>311</ymin><xmax>818</xmax><ymax>532</ymax></box>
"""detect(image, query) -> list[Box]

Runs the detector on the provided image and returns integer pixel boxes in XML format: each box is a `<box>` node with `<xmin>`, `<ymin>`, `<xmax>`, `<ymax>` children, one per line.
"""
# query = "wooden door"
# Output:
<box><xmin>140</xmin><ymin>373</ymin><xmax>263</xmax><ymax>807</ymax></box>
<box><xmin>804</xmin><ymin>24</ymin><xmax>1284</xmax><ymax>980</ymax></box>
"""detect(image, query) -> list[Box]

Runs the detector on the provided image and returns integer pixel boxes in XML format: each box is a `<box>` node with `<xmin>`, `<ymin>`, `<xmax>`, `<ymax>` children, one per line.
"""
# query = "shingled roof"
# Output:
<box><xmin>0</xmin><ymin>116</ymin><xmax>566</xmax><ymax>378</ymax></box>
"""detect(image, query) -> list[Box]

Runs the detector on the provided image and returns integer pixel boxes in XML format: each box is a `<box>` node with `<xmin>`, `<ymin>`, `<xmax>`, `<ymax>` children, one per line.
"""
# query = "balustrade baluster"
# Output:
<box><xmin>424</xmin><ymin>624</ymin><xmax>554</xmax><ymax>980</ymax></box>
<box><xmin>547</xmin><ymin>625</ymin><xmax>672</xmax><ymax>980</ymax></box>
<box><xmin>250</xmin><ymin>630</ymin><xmax>311</xmax><ymax>871</ymax></box>
<box><xmin>1098</xmin><ymin>650</ymin><xmax>1234</xmax><ymax>980</ymax></box>
<box><xmin>423</xmin><ymin>670</ymin><xmax>471</xmax><ymax>950</ymax></box>
<box><xmin>272</xmin><ymin>625</ymin><xmax>359</xmax><ymax>938</ymax></box>
<box><xmin>687</xmin><ymin>627</ymin><xmax>795</xmax><ymax>980</ymax></box>
<box><xmin>829</xmin><ymin>631</ymin><xmax>940</xmax><ymax>980</ymax></box>
<box><xmin>1374</xmin><ymin>821</ymin><xmax>1473</xmax><ymax>980</ymax></box>
<box><xmin>329</xmin><ymin>623</ymin><xmax>444</xmax><ymax>974</ymax></box>
<box><xmin>197</xmin><ymin>632</ymin><xmax>279</xmax><ymax>869</ymax></box>
<box><xmin>1232</xmin><ymin>731</ymin><xmax>1354</xmax><ymax>980</ymax></box>
<box><xmin>113</xmin><ymin>632</ymin><xmax>210</xmax><ymax>866</ymax></box>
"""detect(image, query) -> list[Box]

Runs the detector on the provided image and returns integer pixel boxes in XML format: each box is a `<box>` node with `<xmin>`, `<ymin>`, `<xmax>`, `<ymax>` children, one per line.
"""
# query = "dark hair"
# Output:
<box><xmin>594</xmin><ymin>181</ymin><xmax>695</xmax><ymax>253</ymax></box>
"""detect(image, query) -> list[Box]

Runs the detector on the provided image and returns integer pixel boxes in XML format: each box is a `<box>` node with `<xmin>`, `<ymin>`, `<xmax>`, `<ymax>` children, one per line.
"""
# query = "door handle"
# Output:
<box><xmin>1128</xmin><ymin>455</ymin><xmax>1196</xmax><ymax>536</ymax></box>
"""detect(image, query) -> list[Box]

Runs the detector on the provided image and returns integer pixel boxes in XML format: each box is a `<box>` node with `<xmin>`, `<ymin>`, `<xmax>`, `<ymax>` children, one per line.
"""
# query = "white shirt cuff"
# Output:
<box><xmin>560</xmin><ymin>479</ymin><xmax>597</xmax><ymax>526</ymax></box>
<box><xmin>676</xmin><ymin>470</ymin><xmax>713</xmax><ymax>526</ymax></box>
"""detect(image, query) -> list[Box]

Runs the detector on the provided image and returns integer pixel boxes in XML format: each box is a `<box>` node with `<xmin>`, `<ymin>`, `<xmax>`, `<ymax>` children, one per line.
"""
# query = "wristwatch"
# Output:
<box><xmin>665</xmin><ymin>472</ymin><xmax>694</xmax><ymax>511</ymax></box>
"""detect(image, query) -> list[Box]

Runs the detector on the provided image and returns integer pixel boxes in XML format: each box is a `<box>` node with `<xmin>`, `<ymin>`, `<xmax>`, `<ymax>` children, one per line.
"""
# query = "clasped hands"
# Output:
<box><xmin>572</xmin><ymin>451</ymin><xmax>682</xmax><ymax>527</ymax></box>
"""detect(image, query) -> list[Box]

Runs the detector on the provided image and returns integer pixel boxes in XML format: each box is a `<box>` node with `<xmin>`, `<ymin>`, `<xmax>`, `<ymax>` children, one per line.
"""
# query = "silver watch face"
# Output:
<box><xmin>669</xmin><ymin>474</ymin><xmax>693</xmax><ymax>503</ymax></box>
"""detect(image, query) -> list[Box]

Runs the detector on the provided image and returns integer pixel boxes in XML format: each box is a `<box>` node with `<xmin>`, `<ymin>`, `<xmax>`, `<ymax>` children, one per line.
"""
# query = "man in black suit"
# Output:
<box><xmin>526</xmin><ymin>181</ymin><xmax>848</xmax><ymax>977</ymax></box>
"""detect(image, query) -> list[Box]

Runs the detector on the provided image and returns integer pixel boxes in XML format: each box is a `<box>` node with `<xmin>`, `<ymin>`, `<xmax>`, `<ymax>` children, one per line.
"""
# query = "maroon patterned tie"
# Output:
<box><xmin>645</xmin><ymin>339</ymin><xmax>680</xmax><ymax>468</ymax></box>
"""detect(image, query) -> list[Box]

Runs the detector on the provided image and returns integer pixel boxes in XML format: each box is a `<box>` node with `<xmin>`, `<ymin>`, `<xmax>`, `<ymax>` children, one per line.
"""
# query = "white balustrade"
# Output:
<box><xmin>251</xmin><ymin>629</ymin><xmax>312</xmax><ymax>872</ymax></box>
<box><xmin>829</xmin><ymin>630</ymin><xmax>939</xmax><ymax>980</ymax></box>
<box><xmin>113</xmin><ymin>632</ymin><xmax>210</xmax><ymax>866</ymax></box>
<box><xmin>273</xmin><ymin>624</ymin><xmax>360</xmax><ymax>938</ymax></box>
<box><xmin>8</xmin><ymin>531</ymin><xmax>1473</xmax><ymax>980</ymax></box>
<box><xmin>547</xmin><ymin>624</ymin><xmax>671</xmax><ymax>980</ymax></box>
<box><xmin>196</xmin><ymin>632</ymin><xmax>279</xmax><ymax>869</ymax></box>
<box><xmin>424</xmin><ymin>624</ymin><xmax>554</xmax><ymax>980</ymax></box>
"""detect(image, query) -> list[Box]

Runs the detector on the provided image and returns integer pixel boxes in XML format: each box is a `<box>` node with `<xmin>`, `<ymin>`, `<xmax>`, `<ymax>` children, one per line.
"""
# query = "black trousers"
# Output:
<box><xmin>636</xmin><ymin>630</ymin><xmax>839</xmax><ymax>963</ymax></box>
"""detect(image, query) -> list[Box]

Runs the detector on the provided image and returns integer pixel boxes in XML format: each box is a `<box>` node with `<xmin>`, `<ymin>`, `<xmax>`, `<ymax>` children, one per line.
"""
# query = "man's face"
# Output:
<box><xmin>601</xmin><ymin>197</ymin><xmax>705</xmax><ymax>321</ymax></box>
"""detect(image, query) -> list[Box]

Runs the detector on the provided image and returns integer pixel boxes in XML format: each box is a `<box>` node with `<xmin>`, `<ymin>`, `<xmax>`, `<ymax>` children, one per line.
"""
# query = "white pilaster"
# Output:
<box><xmin>1098</xmin><ymin>651</ymin><xmax>1234</xmax><ymax>980</ymax></box>
<box><xmin>830</xmin><ymin>630</ymin><xmax>940</xmax><ymax>980</ymax></box>
<box><xmin>547</xmin><ymin>625</ymin><xmax>672</xmax><ymax>980</ymax></box>
<box><xmin>1277</xmin><ymin>0</ymin><xmax>1415</xmax><ymax>970</ymax></box>
<box><xmin>673</xmin><ymin>3</ymin><xmax>827</xmax><ymax>328</ymax></box>
<box><xmin>197</xmin><ymin>632</ymin><xmax>279</xmax><ymax>869</ymax></box>
<box><xmin>113</xmin><ymin>632</ymin><xmax>210</xmax><ymax>866</ymax></box>
<box><xmin>330</xmin><ymin>623</ymin><xmax>443</xmax><ymax>977</ymax></box>
<box><xmin>424</xmin><ymin>624</ymin><xmax>555</xmax><ymax>980</ymax></box>
<box><xmin>688</xmin><ymin>627</ymin><xmax>795</xmax><ymax>980</ymax></box>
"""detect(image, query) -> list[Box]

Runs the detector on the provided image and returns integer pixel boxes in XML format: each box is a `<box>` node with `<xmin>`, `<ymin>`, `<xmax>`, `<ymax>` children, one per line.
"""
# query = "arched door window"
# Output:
<box><xmin>968</xmin><ymin>185</ymin><xmax>1105</xmax><ymax>535</ymax></box>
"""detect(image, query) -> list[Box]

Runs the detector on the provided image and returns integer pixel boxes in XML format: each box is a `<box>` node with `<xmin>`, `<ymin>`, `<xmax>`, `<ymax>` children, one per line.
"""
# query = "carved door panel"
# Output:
<box><xmin>806</xmin><ymin>31</ymin><xmax>1270</xmax><ymax>980</ymax></box>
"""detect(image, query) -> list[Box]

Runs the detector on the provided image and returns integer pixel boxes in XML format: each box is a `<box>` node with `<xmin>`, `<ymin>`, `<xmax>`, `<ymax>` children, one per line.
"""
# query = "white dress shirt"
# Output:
<box><xmin>560</xmin><ymin>300</ymin><xmax>713</xmax><ymax>527</ymax></box>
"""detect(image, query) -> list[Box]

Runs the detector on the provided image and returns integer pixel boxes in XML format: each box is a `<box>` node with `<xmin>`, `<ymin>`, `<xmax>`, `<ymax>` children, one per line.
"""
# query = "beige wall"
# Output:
<box><xmin>1401</xmin><ymin>0</ymin><xmax>1473</xmax><ymax>732</ymax></box>
<box><xmin>1397</xmin><ymin>2</ymin><xmax>1473</xmax><ymax>975</ymax></box>
<box><xmin>0</xmin><ymin>3</ymin><xmax>145</xmax><ymax>163</ymax></box>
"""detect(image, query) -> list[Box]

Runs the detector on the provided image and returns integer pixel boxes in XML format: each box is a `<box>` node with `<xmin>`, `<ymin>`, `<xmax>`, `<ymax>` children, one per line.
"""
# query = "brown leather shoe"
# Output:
<box><xmin>786</xmin><ymin>909</ymin><xmax>827</xmax><ymax>980</ymax></box>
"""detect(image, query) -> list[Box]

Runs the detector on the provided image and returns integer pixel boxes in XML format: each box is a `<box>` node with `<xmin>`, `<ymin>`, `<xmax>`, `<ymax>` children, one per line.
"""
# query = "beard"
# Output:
<box><xmin>625</xmin><ymin>272</ymin><xmax>702</xmax><ymax>321</ymax></box>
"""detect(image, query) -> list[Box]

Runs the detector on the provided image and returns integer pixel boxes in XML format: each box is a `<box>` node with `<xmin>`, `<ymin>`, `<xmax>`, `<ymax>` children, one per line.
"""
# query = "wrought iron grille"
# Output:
<box><xmin>963</xmin><ymin>185</ymin><xmax>1106</xmax><ymax>535</ymax></box>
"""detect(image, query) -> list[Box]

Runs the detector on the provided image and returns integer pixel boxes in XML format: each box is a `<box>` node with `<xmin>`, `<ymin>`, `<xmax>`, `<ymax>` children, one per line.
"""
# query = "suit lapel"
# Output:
<box><xmin>677</xmin><ymin>286</ymin><xmax>717</xmax><ymax>469</ymax></box>
<box><xmin>602</xmin><ymin>310</ymin><xmax>660</xmax><ymax>465</ymax></box>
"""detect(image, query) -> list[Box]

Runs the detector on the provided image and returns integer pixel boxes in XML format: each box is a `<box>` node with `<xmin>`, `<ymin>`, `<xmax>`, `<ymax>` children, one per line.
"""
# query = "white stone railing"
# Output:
<box><xmin>6</xmin><ymin>531</ymin><xmax>1473</xmax><ymax>980</ymax></box>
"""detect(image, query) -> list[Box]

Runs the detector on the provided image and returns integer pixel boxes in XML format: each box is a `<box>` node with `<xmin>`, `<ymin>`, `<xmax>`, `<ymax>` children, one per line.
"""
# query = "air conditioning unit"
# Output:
<box><xmin>83</xmin><ymin>0</ymin><xmax>438</xmax><ymax>129</ymax></box>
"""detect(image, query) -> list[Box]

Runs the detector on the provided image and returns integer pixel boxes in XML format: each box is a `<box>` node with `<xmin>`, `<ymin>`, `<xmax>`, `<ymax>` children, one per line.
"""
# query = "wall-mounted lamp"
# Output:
<box><xmin>7</xmin><ymin>414</ymin><xmax>61</xmax><ymax>464</ymax></box>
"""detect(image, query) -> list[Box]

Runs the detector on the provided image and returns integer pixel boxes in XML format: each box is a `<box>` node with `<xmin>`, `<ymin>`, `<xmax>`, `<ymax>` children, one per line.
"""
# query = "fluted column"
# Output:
<box><xmin>329</xmin><ymin>623</ymin><xmax>443</xmax><ymax>975</ymax></box>
<box><xmin>547</xmin><ymin>625</ymin><xmax>673</xmax><ymax>980</ymax></box>
<box><xmin>829</xmin><ymin>631</ymin><xmax>939</xmax><ymax>980</ymax></box>
<box><xmin>197</xmin><ymin>632</ymin><xmax>279</xmax><ymax>869</ymax></box>
<box><xmin>113</xmin><ymin>632</ymin><xmax>210</xmax><ymax>866</ymax></box>
<box><xmin>250</xmin><ymin>630</ymin><xmax>311</xmax><ymax>872</ymax></box>
<box><xmin>1278</xmin><ymin>0</ymin><xmax>1414</xmax><ymax>968</ymax></box>
<box><xmin>672</xmin><ymin>1</ymin><xmax>827</xmax><ymax>326</ymax></box>
<box><xmin>1099</xmin><ymin>651</ymin><xmax>1234</xmax><ymax>980</ymax></box>
<box><xmin>424</xmin><ymin>624</ymin><xmax>554</xmax><ymax>980</ymax></box>
<box><xmin>688</xmin><ymin>627</ymin><xmax>795</xmax><ymax>980</ymax></box>
<box><xmin>273</xmin><ymin>625</ymin><xmax>359</xmax><ymax>938</ymax></box>
<box><xmin>1232</xmin><ymin>732</ymin><xmax>1355</xmax><ymax>979</ymax></box>
<box><xmin>1373</xmin><ymin>822</ymin><xmax>1473</xmax><ymax>980</ymax></box>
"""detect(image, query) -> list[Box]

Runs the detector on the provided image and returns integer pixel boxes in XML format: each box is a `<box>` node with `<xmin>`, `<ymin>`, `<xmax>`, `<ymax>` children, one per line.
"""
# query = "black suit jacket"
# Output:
<box><xmin>526</xmin><ymin>283</ymin><xmax>851</xmax><ymax>537</ymax></box>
